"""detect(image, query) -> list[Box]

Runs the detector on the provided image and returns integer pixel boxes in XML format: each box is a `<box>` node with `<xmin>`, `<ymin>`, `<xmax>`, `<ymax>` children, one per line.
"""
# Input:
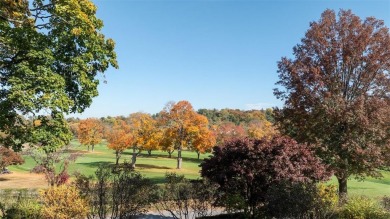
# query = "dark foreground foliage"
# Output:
<box><xmin>200</xmin><ymin>136</ymin><xmax>332</xmax><ymax>218</ymax></box>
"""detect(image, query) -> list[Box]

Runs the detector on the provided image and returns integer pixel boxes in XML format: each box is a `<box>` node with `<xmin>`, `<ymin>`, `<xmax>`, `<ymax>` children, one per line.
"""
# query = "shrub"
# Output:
<box><xmin>111</xmin><ymin>165</ymin><xmax>157</xmax><ymax>218</ymax></box>
<box><xmin>39</xmin><ymin>185</ymin><xmax>89</xmax><ymax>219</ymax></box>
<box><xmin>73</xmin><ymin>163</ymin><xmax>157</xmax><ymax>219</ymax></box>
<box><xmin>339</xmin><ymin>196</ymin><xmax>390</xmax><ymax>219</ymax></box>
<box><xmin>0</xmin><ymin>189</ymin><xmax>42</xmax><ymax>219</ymax></box>
<box><xmin>4</xmin><ymin>199</ymin><xmax>42</xmax><ymax>219</ymax></box>
<box><xmin>154</xmin><ymin>173</ymin><xmax>217</xmax><ymax>219</ymax></box>
<box><xmin>381</xmin><ymin>196</ymin><xmax>390</xmax><ymax>212</ymax></box>
<box><xmin>263</xmin><ymin>183</ymin><xmax>338</xmax><ymax>219</ymax></box>
<box><xmin>308</xmin><ymin>184</ymin><xmax>339</xmax><ymax>218</ymax></box>
<box><xmin>266</xmin><ymin>182</ymin><xmax>318</xmax><ymax>218</ymax></box>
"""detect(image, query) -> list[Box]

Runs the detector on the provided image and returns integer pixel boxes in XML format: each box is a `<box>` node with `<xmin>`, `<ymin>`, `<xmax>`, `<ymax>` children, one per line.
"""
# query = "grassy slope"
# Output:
<box><xmin>7</xmin><ymin>140</ymin><xmax>390</xmax><ymax>198</ymax></box>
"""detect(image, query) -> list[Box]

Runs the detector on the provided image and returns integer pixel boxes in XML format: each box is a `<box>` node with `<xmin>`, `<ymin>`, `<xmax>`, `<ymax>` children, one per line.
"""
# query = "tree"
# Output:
<box><xmin>158</xmin><ymin>101</ymin><xmax>213</xmax><ymax>169</ymax></box>
<box><xmin>213</xmin><ymin>122</ymin><xmax>246</xmax><ymax>146</ymax></box>
<box><xmin>29</xmin><ymin>144</ymin><xmax>80</xmax><ymax>186</ymax></box>
<box><xmin>129</xmin><ymin>112</ymin><xmax>162</xmax><ymax>167</ymax></box>
<box><xmin>0</xmin><ymin>0</ymin><xmax>117</xmax><ymax>151</ymax></box>
<box><xmin>200</xmin><ymin>136</ymin><xmax>330</xmax><ymax>218</ymax></box>
<box><xmin>0</xmin><ymin>146</ymin><xmax>24</xmax><ymax>172</ymax></box>
<box><xmin>188</xmin><ymin>114</ymin><xmax>216</xmax><ymax>159</ymax></box>
<box><xmin>78</xmin><ymin>118</ymin><xmax>103</xmax><ymax>152</ymax></box>
<box><xmin>106</xmin><ymin>119</ymin><xmax>134</xmax><ymax>165</ymax></box>
<box><xmin>274</xmin><ymin>9</ymin><xmax>390</xmax><ymax>200</ymax></box>
<box><xmin>246</xmin><ymin>120</ymin><xmax>276</xmax><ymax>140</ymax></box>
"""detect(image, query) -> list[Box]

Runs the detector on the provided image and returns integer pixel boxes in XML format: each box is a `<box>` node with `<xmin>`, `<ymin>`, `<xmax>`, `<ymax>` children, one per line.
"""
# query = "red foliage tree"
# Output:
<box><xmin>0</xmin><ymin>146</ymin><xmax>24</xmax><ymax>172</ymax></box>
<box><xmin>274</xmin><ymin>9</ymin><xmax>390</xmax><ymax>199</ymax></box>
<box><xmin>212</xmin><ymin>122</ymin><xmax>246</xmax><ymax>146</ymax></box>
<box><xmin>200</xmin><ymin>136</ymin><xmax>330</xmax><ymax>217</ymax></box>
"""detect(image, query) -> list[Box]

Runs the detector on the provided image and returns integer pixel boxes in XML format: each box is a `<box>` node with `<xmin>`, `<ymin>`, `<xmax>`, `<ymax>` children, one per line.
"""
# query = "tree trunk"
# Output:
<box><xmin>148</xmin><ymin>150</ymin><xmax>152</xmax><ymax>156</ymax></box>
<box><xmin>197</xmin><ymin>151</ymin><xmax>200</xmax><ymax>160</ymax></box>
<box><xmin>168</xmin><ymin>151</ymin><xmax>173</xmax><ymax>158</ymax></box>
<box><xmin>115</xmin><ymin>151</ymin><xmax>120</xmax><ymax>165</ymax></box>
<box><xmin>87</xmin><ymin>145</ymin><xmax>90</xmax><ymax>151</ymax></box>
<box><xmin>131</xmin><ymin>147</ymin><xmax>137</xmax><ymax>168</ymax></box>
<box><xmin>337</xmin><ymin>176</ymin><xmax>348</xmax><ymax>203</ymax></box>
<box><xmin>177</xmin><ymin>146</ymin><xmax>182</xmax><ymax>169</ymax></box>
<box><xmin>91</xmin><ymin>144</ymin><xmax>94</xmax><ymax>152</ymax></box>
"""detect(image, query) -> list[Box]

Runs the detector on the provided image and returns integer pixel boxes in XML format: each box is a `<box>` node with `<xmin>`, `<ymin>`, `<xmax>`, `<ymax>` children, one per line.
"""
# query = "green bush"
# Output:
<box><xmin>340</xmin><ymin>196</ymin><xmax>390</xmax><ymax>219</ymax></box>
<box><xmin>4</xmin><ymin>199</ymin><xmax>42</xmax><ymax>219</ymax></box>
<box><xmin>265</xmin><ymin>183</ymin><xmax>338</xmax><ymax>219</ymax></box>
<box><xmin>0</xmin><ymin>189</ymin><xmax>42</xmax><ymax>219</ymax></box>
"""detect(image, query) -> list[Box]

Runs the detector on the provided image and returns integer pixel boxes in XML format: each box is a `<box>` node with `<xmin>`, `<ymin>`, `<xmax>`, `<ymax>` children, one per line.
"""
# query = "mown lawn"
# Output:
<box><xmin>4</xmin><ymin>139</ymin><xmax>390</xmax><ymax>198</ymax></box>
<box><xmin>8</xmin><ymin>139</ymin><xmax>210</xmax><ymax>185</ymax></box>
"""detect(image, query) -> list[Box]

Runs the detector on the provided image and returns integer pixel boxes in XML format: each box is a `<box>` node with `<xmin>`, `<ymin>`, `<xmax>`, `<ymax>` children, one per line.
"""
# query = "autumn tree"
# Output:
<box><xmin>78</xmin><ymin>118</ymin><xmax>103</xmax><ymax>152</ymax></box>
<box><xmin>188</xmin><ymin>114</ymin><xmax>216</xmax><ymax>159</ymax></box>
<box><xmin>246</xmin><ymin>120</ymin><xmax>276</xmax><ymax>140</ymax></box>
<box><xmin>158</xmin><ymin>101</ymin><xmax>213</xmax><ymax>169</ymax></box>
<box><xmin>129</xmin><ymin>112</ymin><xmax>162</xmax><ymax>167</ymax></box>
<box><xmin>200</xmin><ymin>137</ymin><xmax>331</xmax><ymax>217</ymax></box>
<box><xmin>0</xmin><ymin>146</ymin><xmax>24</xmax><ymax>172</ymax></box>
<box><xmin>0</xmin><ymin>0</ymin><xmax>117</xmax><ymax>152</ymax></box>
<box><xmin>107</xmin><ymin>119</ymin><xmax>134</xmax><ymax>165</ymax></box>
<box><xmin>213</xmin><ymin>122</ymin><xmax>246</xmax><ymax>146</ymax></box>
<box><xmin>274</xmin><ymin>9</ymin><xmax>390</xmax><ymax>200</ymax></box>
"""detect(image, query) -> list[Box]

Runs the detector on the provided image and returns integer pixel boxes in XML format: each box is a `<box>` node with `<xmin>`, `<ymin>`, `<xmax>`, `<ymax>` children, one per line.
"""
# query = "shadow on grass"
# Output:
<box><xmin>148</xmin><ymin>176</ymin><xmax>166</xmax><ymax>184</ymax></box>
<box><xmin>122</xmin><ymin>152</ymin><xmax>204</xmax><ymax>164</ymax></box>
<box><xmin>136</xmin><ymin>164</ymin><xmax>172</xmax><ymax>170</ymax></box>
<box><xmin>78</xmin><ymin>161</ymin><xmax>113</xmax><ymax>169</ymax></box>
<box><xmin>64</xmin><ymin>149</ymin><xmax>89</xmax><ymax>154</ymax></box>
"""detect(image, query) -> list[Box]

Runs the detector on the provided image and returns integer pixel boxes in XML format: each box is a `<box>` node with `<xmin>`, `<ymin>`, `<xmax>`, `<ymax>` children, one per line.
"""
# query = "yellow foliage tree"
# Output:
<box><xmin>78</xmin><ymin>118</ymin><xmax>103</xmax><ymax>152</ymax></box>
<box><xmin>247</xmin><ymin>120</ymin><xmax>276</xmax><ymax>140</ymax></box>
<box><xmin>129</xmin><ymin>112</ymin><xmax>162</xmax><ymax>156</ymax></box>
<box><xmin>107</xmin><ymin>119</ymin><xmax>134</xmax><ymax>165</ymax></box>
<box><xmin>39</xmin><ymin>185</ymin><xmax>89</xmax><ymax>219</ymax></box>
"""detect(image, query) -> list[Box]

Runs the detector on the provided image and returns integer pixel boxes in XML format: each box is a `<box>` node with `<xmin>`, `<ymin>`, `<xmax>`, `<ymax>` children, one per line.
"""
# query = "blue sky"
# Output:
<box><xmin>72</xmin><ymin>0</ymin><xmax>390</xmax><ymax>118</ymax></box>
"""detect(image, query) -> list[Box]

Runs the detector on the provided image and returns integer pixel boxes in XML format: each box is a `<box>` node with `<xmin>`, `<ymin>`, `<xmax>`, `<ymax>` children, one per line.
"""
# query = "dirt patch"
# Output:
<box><xmin>0</xmin><ymin>172</ymin><xmax>47</xmax><ymax>189</ymax></box>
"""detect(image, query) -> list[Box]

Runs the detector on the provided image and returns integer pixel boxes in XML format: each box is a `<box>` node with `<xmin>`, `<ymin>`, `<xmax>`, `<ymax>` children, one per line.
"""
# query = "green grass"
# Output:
<box><xmin>9</xmin><ymin>139</ymin><xmax>211</xmax><ymax>184</ymax></box>
<box><xmin>327</xmin><ymin>172</ymin><xmax>390</xmax><ymax>198</ymax></box>
<box><xmin>7</xmin><ymin>140</ymin><xmax>390</xmax><ymax>198</ymax></box>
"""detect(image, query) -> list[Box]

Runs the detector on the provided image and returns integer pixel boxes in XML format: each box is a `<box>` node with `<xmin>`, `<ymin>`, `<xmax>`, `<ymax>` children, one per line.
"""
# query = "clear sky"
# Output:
<box><xmin>72</xmin><ymin>0</ymin><xmax>390</xmax><ymax>118</ymax></box>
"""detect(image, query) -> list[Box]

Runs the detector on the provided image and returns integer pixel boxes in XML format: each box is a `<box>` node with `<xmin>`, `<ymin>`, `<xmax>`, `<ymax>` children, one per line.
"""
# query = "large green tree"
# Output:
<box><xmin>0</xmin><ymin>0</ymin><xmax>118</xmax><ymax>151</ymax></box>
<box><xmin>274</xmin><ymin>9</ymin><xmax>390</xmax><ymax>199</ymax></box>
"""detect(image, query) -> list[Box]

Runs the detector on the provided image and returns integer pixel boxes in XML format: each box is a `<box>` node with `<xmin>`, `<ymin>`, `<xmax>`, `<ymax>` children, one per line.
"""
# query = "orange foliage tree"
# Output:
<box><xmin>78</xmin><ymin>118</ymin><xmax>103</xmax><ymax>152</ymax></box>
<box><xmin>158</xmin><ymin>101</ymin><xmax>214</xmax><ymax>169</ymax></box>
<box><xmin>107</xmin><ymin>119</ymin><xmax>134</xmax><ymax>165</ymax></box>
<box><xmin>188</xmin><ymin>114</ymin><xmax>216</xmax><ymax>159</ymax></box>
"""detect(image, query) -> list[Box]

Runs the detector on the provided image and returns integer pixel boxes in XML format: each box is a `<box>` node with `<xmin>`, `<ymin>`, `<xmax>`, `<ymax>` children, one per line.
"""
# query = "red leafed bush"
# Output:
<box><xmin>200</xmin><ymin>136</ymin><xmax>331</xmax><ymax>217</ymax></box>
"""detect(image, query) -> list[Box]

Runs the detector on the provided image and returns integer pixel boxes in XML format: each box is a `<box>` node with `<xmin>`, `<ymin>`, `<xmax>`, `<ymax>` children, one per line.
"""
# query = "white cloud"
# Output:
<box><xmin>245</xmin><ymin>102</ymin><xmax>275</xmax><ymax>110</ymax></box>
